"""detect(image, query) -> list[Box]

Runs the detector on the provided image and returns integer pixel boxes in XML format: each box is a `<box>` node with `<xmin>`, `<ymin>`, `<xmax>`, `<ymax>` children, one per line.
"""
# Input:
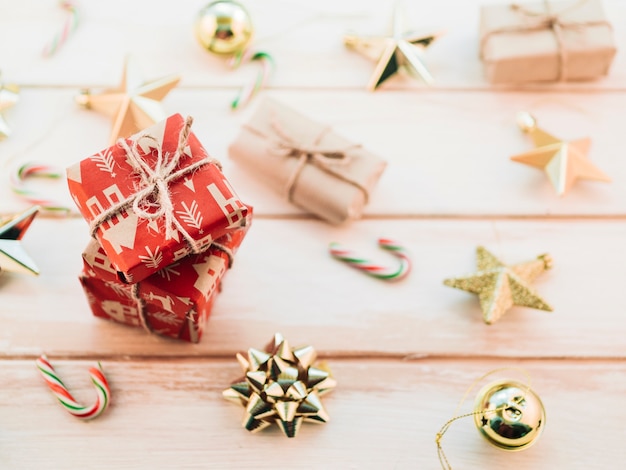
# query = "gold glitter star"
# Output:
<box><xmin>343</xmin><ymin>4</ymin><xmax>442</xmax><ymax>90</ymax></box>
<box><xmin>223</xmin><ymin>333</ymin><xmax>336</xmax><ymax>438</ymax></box>
<box><xmin>0</xmin><ymin>78</ymin><xmax>19</xmax><ymax>139</ymax></box>
<box><xmin>511</xmin><ymin>112</ymin><xmax>610</xmax><ymax>196</ymax></box>
<box><xmin>443</xmin><ymin>246</ymin><xmax>553</xmax><ymax>325</ymax></box>
<box><xmin>75</xmin><ymin>58</ymin><xmax>180</xmax><ymax>145</ymax></box>
<box><xmin>0</xmin><ymin>206</ymin><xmax>40</xmax><ymax>276</ymax></box>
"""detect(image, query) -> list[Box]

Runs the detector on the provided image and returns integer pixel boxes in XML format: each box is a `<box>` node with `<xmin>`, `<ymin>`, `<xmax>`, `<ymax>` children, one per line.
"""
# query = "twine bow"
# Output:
<box><xmin>481</xmin><ymin>0</ymin><xmax>612</xmax><ymax>81</ymax></box>
<box><xmin>88</xmin><ymin>116</ymin><xmax>221</xmax><ymax>254</ymax></box>
<box><xmin>245</xmin><ymin>118</ymin><xmax>369</xmax><ymax>203</ymax></box>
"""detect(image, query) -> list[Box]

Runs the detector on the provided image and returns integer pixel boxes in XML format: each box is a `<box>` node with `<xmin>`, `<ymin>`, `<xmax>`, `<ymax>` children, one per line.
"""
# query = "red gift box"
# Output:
<box><xmin>68</xmin><ymin>114</ymin><xmax>249</xmax><ymax>283</ymax></box>
<box><xmin>79</xmin><ymin>222</ymin><xmax>250</xmax><ymax>343</ymax></box>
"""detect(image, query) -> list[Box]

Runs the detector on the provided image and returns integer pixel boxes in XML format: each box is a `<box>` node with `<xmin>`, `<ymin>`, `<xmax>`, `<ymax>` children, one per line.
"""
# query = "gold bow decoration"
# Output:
<box><xmin>223</xmin><ymin>333</ymin><xmax>336</xmax><ymax>438</ymax></box>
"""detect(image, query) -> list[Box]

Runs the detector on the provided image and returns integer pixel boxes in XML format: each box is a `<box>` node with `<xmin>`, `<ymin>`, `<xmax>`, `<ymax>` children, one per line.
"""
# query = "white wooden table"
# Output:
<box><xmin>1</xmin><ymin>0</ymin><xmax>625</xmax><ymax>468</ymax></box>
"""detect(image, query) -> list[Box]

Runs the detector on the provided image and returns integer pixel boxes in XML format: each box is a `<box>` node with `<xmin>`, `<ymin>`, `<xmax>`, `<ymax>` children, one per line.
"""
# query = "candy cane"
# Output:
<box><xmin>42</xmin><ymin>1</ymin><xmax>80</xmax><ymax>58</ymax></box>
<box><xmin>36</xmin><ymin>355</ymin><xmax>111</xmax><ymax>420</ymax></box>
<box><xmin>10</xmin><ymin>162</ymin><xmax>73</xmax><ymax>213</ymax></box>
<box><xmin>229</xmin><ymin>49</ymin><xmax>274</xmax><ymax>110</ymax></box>
<box><xmin>329</xmin><ymin>238</ymin><xmax>412</xmax><ymax>281</ymax></box>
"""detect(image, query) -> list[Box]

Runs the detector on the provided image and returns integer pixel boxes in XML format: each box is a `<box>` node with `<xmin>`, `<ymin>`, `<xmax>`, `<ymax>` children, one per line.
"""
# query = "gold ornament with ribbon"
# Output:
<box><xmin>436</xmin><ymin>368</ymin><xmax>546</xmax><ymax>469</ymax></box>
<box><xmin>195</xmin><ymin>0</ymin><xmax>254</xmax><ymax>55</ymax></box>
<box><xmin>194</xmin><ymin>0</ymin><xmax>273</xmax><ymax>109</ymax></box>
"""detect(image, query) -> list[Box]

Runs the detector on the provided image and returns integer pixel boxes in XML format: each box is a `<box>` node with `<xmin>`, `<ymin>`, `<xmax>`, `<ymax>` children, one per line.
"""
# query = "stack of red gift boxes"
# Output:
<box><xmin>67</xmin><ymin>114</ymin><xmax>251</xmax><ymax>342</ymax></box>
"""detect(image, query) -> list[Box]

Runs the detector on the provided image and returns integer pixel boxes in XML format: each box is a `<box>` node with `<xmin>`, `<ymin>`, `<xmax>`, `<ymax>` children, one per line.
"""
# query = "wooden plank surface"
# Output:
<box><xmin>1</xmin><ymin>89</ymin><xmax>624</xmax><ymax>216</ymax></box>
<box><xmin>0</xmin><ymin>0</ymin><xmax>624</xmax><ymax>468</ymax></box>
<box><xmin>2</xmin><ymin>359</ymin><xmax>625</xmax><ymax>469</ymax></box>
<box><xmin>1</xmin><ymin>217</ymin><xmax>625</xmax><ymax>359</ymax></box>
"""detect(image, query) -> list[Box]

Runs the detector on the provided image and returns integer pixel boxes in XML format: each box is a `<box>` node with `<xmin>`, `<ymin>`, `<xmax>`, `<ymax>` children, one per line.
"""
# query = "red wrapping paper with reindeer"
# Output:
<box><xmin>67</xmin><ymin>114</ymin><xmax>249</xmax><ymax>283</ymax></box>
<box><xmin>79</xmin><ymin>220</ymin><xmax>250</xmax><ymax>343</ymax></box>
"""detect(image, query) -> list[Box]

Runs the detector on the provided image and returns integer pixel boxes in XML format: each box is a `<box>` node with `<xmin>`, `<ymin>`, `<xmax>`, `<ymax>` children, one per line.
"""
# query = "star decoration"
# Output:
<box><xmin>0</xmin><ymin>78</ymin><xmax>19</xmax><ymax>139</ymax></box>
<box><xmin>223</xmin><ymin>333</ymin><xmax>336</xmax><ymax>438</ymax></box>
<box><xmin>0</xmin><ymin>205</ymin><xmax>40</xmax><ymax>276</ymax></box>
<box><xmin>511</xmin><ymin>112</ymin><xmax>610</xmax><ymax>196</ymax></box>
<box><xmin>443</xmin><ymin>246</ymin><xmax>553</xmax><ymax>325</ymax></box>
<box><xmin>75</xmin><ymin>58</ymin><xmax>180</xmax><ymax>145</ymax></box>
<box><xmin>343</xmin><ymin>4</ymin><xmax>442</xmax><ymax>90</ymax></box>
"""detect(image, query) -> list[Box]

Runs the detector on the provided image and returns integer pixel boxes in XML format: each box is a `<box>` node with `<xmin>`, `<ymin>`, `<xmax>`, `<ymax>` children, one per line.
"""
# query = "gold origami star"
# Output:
<box><xmin>0</xmin><ymin>206</ymin><xmax>40</xmax><ymax>276</ymax></box>
<box><xmin>511</xmin><ymin>112</ymin><xmax>610</xmax><ymax>196</ymax></box>
<box><xmin>76</xmin><ymin>58</ymin><xmax>180</xmax><ymax>145</ymax></box>
<box><xmin>0</xmin><ymin>79</ymin><xmax>19</xmax><ymax>139</ymax></box>
<box><xmin>443</xmin><ymin>246</ymin><xmax>553</xmax><ymax>325</ymax></box>
<box><xmin>223</xmin><ymin>333</ymin><xmax>336</xmax><ymax>438</ymax></box>
<box><xmin>343</xmin><ymin>4</ymin><xmax>442</xmax><ymax>90</ymax></box>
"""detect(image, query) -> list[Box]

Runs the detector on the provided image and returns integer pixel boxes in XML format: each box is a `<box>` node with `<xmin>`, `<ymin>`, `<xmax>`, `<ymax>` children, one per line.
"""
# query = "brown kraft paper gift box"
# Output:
<box><xmin>228</xmin><ymin>98</ymin><xmax>386</xmax><ymax>225</ymax></box>
<box><xmin>480</xmin><ymin>0</ymin><xmax>616</xmax><ymax>84</ymax></box>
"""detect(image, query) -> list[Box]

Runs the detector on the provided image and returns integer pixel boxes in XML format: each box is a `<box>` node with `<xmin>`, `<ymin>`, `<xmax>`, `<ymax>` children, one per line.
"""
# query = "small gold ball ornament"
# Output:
<box><xmin>195</xmin><ymin>0</ymin><xmax>254</xmax><ymax>55</ymax></box>
<box><xmin>474</xmin><ymin>380</ymin><xmax>546</xmax><ymax>451</ymax></box>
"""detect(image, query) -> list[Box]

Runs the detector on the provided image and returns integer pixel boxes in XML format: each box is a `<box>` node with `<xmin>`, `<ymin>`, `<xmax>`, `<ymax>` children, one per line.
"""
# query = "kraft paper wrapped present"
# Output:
<box><xmin>228</xmin><ymin>98</ymin><xmax>386</xmax><ymax>225</ymax></box>
<box><xmin>480</xmin><ymin>0</ymin><xmax>616</xmax><ymax>83</ymax></box>
<box><xmin>79</xmin><ymin>219</ymin><xmax>251</xmax><ymax>343</ymax></box>
<box><xmin>68</xmin><ymin>114</ymin><xmax>249</xmax><ymax>284</ymax></box>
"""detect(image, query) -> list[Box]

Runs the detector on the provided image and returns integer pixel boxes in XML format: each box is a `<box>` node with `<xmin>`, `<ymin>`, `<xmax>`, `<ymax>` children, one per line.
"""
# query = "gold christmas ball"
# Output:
<box><xmin>474</xmin><ymin>380</ymin><xmax>546</xmax><ymax>451</ymax></box>
<box><xmin>195</xmin><ymin>0</ymin><xmax>254</xmax><ymax>55</ymax></box>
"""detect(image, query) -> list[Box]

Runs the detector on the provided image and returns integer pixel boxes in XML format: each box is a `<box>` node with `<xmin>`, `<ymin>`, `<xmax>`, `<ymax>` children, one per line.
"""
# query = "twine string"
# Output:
<box><xmin>480</xmin><ymin>0</ymin><xmax>611</xmax><ymax>81</ymax></box>
<box><xmin>243</xmin><ymin>118</ymin><xmax>369</xmax><ymax>203</ymax></box>
<box><xmin>88</xmin><ymin>116</ymin><xmax>221</xmax><ymax>255</ymax></box>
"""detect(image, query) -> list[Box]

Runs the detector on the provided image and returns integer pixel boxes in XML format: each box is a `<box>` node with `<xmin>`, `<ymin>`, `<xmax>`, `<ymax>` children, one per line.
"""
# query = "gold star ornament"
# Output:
<box><xmin>75</xmin><ymin>58</ymin><xmax>180</xmax><ymax>145</ymax></box>
<box><xmin>443</xmin><ymin>246</ymin><xmax>553</xmax><ymax>325</ymax></box>
<box><xmin>0</xmin><ymin>206</ymin><xmax>40</xmax><ymax>276</ymax></box>
<box><xmin>343</xmin><ymin>4</ymin><xmax>442</xmax><ymax>90</ymax></box>
<box><xmin>511</xmin><ymin>112</ymin><xmax>610</xmax><ymax>196</ymax></box>
<box><xmin>0</xmin><ymin>77</ymin><xmax>19</xmax><ymax>139</ymax></box>
<box><xmin>223</xmin><ymin>333</ymin><xmax>336</xmax><ymax>438</ymax></box>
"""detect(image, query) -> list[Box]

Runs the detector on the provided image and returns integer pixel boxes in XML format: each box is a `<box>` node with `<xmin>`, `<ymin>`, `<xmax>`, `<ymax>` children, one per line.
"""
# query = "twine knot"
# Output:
<box><xmin>88</xmin><ymin>116</ymin><xmax>222</xmax><ymax>254</ymax></box>
<box><xmin>482</xmin><ymin>0</ymin><xmax>611</xmax><ymax>82</ymax></box>
<box><xmin>266</xmin><ymin>119</ymin><xmax>368</xmax><ymax>203</ymax></box>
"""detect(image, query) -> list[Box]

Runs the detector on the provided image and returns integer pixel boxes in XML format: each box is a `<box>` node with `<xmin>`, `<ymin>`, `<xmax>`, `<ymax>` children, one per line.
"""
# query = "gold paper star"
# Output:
<box><xmin>0</xmin><ymin>206</ymin><xmax>40</xmax><ymax>276</ymax></box>
<box><xmin>511</xmin><ymin>112</ymin><xmax>610</xmax><ymax>196</ymax></box>
<box><xmin>223</xmin><ymin>333</ymin><xmax>336</xmax><ymax>438</ymax></box>
<box><xmin>76</xmin><ymin>58</ymin><xmax>180</xmax><ymax>145</ymax></box>
<box><xmin>443</xmin><ymin>246</ymin><xmax>553</xmax><ymax>325</ymax></box>
<box><xmin>343</xmin><ymin>4</ymin><xmax>442</xmax><ymax>90</ymax></box>
<box><xmin>0</xmin><ymin>79</ymin><xmax>19</xmax><ymax>139</ymax></box>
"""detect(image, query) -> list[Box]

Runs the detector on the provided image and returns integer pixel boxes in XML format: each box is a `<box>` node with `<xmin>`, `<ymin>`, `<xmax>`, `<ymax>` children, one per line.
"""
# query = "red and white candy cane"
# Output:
<box><xmin>42</xmin><ymin>0</ymin><xmax>80</xmax><ymax>58</ymax></box>
<box><xmin>36</xmin><ymin>355</ymin><xmax>111</xmax><ymax>420</ymax></box>
<box><xmin>10</xmin><ymin>162</ymin><xmax>73</xmax><ymax>213</ymax></box>
<box><xmin>329</xmin><ymin>238</ymin><xmax>412</xmax><ymax>281</ymax></box>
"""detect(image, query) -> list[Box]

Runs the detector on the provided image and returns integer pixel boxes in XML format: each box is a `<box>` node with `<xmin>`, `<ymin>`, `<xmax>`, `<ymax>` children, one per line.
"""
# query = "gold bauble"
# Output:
<box><xmin>195</xmin><ymin>0</ymin><xmax>254</xmax><ymax>55</ymax></box>
<box><xmin>474</xmin><ymin>380</ymin><xmax>546</xmax><ymax>451</ymax></box>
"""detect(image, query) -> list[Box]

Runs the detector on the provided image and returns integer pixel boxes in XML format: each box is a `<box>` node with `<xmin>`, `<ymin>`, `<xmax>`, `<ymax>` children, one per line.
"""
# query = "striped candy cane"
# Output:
<box><xmin>229</xmin><ymin>49</ymin><xmax>274</xmax><ymax>110</ymax></box>
<box><xmin>36</xmin><ymin>355</ymin><xmax>111</xmax><ymax>420</ymax></box>
<box><xmin>42</xmin><ymin>1</ymin><xmax>80</xmax><ymax>58</ymax></box>
<box><xmin>10</xmin><ymin>162</ymin><xmax>73</xmax><ymax>213</ymax></box>
<box><xmin>329</xmin><ymin>238</ymin><xmax>412</xmax><ymax>281</ymax></box>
